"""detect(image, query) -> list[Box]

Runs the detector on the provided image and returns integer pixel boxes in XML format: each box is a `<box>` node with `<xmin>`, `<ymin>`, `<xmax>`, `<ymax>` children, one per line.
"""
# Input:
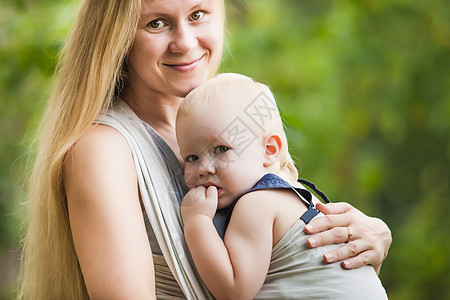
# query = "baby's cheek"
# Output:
<box><xmin>183</xmin><ymin>167</ymin><xmax>197</xmax><ymax>188</ymax></box>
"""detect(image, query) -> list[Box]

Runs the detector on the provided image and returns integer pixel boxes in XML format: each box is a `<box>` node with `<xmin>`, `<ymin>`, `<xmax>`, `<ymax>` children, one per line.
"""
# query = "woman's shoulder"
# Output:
<box><xmin>65</xmin><ymin>124</ymin><xmax>135</xmax><ymax>184</ymax></box>
<box><xmin>64</xmin><ymin>123</ymin><xmax>139</xmax><ymax>216</ymax></box>
<box><xmin>70</xmin><ymin>124</ymin><xmax>133</xmax><ymax>161</ymax></box>
<box><xmin>76</xmin><ymin>124</ymin><xmax>129</xmax><ymax>149</ymax></box>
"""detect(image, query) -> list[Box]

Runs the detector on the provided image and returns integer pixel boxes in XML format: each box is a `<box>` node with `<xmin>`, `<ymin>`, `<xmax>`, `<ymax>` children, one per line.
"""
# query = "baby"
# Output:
<box><xmin>176</xmin><ymin>73</ymin><xmax>387</xmax><ymax>299</ymax></box>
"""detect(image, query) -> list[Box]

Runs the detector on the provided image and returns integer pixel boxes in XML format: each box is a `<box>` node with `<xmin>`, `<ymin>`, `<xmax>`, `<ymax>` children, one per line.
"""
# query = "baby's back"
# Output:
<box><xmin>256</xmin><ymin>216</ymin><xmax>388</xmax><ymax>299</ymax></box>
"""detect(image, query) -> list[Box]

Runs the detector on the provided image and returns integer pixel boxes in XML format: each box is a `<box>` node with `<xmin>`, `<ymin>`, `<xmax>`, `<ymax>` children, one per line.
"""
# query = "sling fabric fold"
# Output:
<box><xmin>97</xmin><ymin>100</ymin><xmax>211</xmax><ymax>299</ymax></box>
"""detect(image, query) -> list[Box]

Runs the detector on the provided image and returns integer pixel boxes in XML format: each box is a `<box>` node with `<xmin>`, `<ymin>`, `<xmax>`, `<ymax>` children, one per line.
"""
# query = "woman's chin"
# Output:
<box><xmin>174</xmin><ymin>75</ymin><xmax>210</xmax><ymax>98</ymax></box>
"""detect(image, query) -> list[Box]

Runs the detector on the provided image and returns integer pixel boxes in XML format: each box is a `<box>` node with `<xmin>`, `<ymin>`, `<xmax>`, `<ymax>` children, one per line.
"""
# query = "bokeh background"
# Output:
<box><xmin>1</xmin><ymin>0</ymin><xmax>449</xmax><ymax>299</ymax></box>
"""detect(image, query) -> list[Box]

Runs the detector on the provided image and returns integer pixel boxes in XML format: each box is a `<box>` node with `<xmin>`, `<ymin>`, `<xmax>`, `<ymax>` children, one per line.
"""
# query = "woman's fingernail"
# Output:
<box><xmin>343</xmin><ymin>260</ymin><xmax>351</xmax><ymax>268</ymax></box>
<box><xmin>324</xmin><ymin>254</ymin><xmax>332</xmax><ymax>261</ymax></box>
<box><xmin>305</xmin><ymin>224</ymin><xmax>313</xmax><ymax>231</ymax></box>
<box><xmin>308</xmin><ymin>238</ymin><xmax>316</xmax><ymax>247</ymax></box>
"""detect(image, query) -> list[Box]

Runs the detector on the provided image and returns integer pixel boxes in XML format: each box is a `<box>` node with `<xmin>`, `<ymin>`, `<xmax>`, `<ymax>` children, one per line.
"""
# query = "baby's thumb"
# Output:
<box><xmin>181</xmin><ymin>186</ymin><xmax>205</xmax><ymax>207</ymax></box>
<box><xmin>205</xmin><ymin>186</ymin><xmax>218</xmax><ymax>205</ymax></box>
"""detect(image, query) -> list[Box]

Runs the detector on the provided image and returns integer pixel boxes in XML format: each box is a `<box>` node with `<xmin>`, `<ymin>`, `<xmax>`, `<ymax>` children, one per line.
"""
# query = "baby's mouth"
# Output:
<box><xmin>202</xmin><ymin>183</ymin><xmax>222</xmax><ymax>197</ymax></box>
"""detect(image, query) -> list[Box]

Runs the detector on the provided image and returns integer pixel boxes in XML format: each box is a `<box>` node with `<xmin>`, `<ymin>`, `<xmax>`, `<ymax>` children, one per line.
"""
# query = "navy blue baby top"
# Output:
<box><xmin>216</xmin><ymin>173</ymin><xmax>331</xmax><ymax>239</ymax></box>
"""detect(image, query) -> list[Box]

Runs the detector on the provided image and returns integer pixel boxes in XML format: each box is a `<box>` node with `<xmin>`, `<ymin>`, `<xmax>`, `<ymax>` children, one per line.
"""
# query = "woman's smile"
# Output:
<box><xmin>163</xmin><ymin>54</ymin><xmax>205</xmax><ymax>73</ymax></box>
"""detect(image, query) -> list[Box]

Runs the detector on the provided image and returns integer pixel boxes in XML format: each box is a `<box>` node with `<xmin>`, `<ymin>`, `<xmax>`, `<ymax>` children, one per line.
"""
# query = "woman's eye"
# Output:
<box><xmin>147</xmin><ymin>19</ymin><xmax>165</xmax><ymax>29</ymax></box>
<box><xmin>186</xmin><ymin>155</ymin><xmax>199</xmax><ymax>162</ymax></box>
<box><xmin>214</xmin><ymin>146</ymin><xmax>229</xmax><ymax>154</ymax></box>
<box><xmin>190</xmin><ymin>11</ymin><xmax>205</xmax><ymax>21</ymax></box>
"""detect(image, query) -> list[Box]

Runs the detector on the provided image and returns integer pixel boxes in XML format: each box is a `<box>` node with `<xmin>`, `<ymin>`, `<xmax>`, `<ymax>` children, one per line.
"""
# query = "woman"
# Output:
<box><xmin>18</xmin><ymin>0</ymin><xmax>391</xmax><ymax>299</ymax></box>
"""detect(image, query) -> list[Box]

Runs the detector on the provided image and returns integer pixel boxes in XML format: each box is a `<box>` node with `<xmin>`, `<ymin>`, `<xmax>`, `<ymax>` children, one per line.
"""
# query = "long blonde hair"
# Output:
<box><xmin>18</xmin><ymin>0</ymin><xmax>141</xmax><ymax>298</ymax></box>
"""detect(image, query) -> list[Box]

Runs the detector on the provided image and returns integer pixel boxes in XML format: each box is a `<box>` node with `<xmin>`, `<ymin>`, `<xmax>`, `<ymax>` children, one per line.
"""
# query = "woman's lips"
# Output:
<box><xmin>164</xmin><ymin>55</ymin><xmax>204</xmax><ymax>72</ymax></box>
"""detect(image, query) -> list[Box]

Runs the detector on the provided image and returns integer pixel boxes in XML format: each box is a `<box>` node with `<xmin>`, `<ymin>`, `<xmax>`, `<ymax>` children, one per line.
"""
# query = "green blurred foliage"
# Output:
<box><xmin>0</xmin><ymin>0</ymin><xmax>76</xmax><ymax>297</ymax></box>
<box><xmin>1</xmin><ymin>0</ymin><xmax>449</xmax><ymax>299</ymax></box>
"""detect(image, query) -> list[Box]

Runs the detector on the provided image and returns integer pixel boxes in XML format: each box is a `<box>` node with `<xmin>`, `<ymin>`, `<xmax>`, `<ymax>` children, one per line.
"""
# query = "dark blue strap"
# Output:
<box><xmin>297</xmin><ymin>178</ymin><xmax>331</xmax><ymax>224</ymax></box>
<box><xmin>300</xmin><ymin>208</ymin><xmax>320</xmax><ymax>224</ymax></box>
<box><xmin>298</xmin><ymin>178</ymin><xmax>331</xmax><ymax>203</ymax></box>
<box><xmin>220</xmin><ymin>174</ymin><xmax>332</xmax><ymax>238</ymax></box>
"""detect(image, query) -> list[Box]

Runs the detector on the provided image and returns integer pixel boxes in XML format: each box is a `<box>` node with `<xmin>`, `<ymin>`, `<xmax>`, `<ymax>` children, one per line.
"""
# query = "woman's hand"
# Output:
<box><xmin>305</xmin><ymin>202</ymin><xmax>392</xmax><ymax>274</ymax></box>
<box><xmin>181</xmin><ymin>186</ymin><xmax>218</xmax><ymax>222</ymax></box>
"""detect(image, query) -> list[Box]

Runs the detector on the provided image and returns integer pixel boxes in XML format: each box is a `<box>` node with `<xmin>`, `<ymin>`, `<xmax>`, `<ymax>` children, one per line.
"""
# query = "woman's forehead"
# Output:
<box><xmin>141</xmin><ymin>0</ymin><xmax>219</xmax><ymax>14</ymax></box>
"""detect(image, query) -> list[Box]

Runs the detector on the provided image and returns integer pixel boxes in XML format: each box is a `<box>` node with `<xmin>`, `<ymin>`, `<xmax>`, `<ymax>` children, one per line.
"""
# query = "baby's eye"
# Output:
<box><xmin>214</xmin><ymin>146</ymin><xmax>229</xmax><ymax>154</ymax></box>
<box><xmin>186</xmin><ymin>155</ymin><xmax>199</xmax><ymax>162</ymax></box>
<box><xmin>147</xmin><ymin>19</ymin><xmax>165</xmax><ymax>29</ymax></box>
<box><xmin>190</xmin><ymin>11</ymin><xmax>205</xmax><ymax>21</ymax></box>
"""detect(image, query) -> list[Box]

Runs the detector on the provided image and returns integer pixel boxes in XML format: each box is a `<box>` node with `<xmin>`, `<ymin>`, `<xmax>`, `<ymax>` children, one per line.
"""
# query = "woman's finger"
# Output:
<box><xmin>306</xmin><ymin>201</ymin><xmax>392</xmax><ymax>271</ymax></box>
<box><xmin>342</xmin><ymin>251</ymin><xmax>371</xmax><ymax>270</ymax></box>
<box><xmin>315</xmin><ymin>202</ymin><xmax>353</xmax><ymax>215</ymax></box>
<box><xmin>322</xmin><ymin>239</ymin><xmax>370</xmax><ymax>263</ymax></box>
<box><xmin>305</xmin><ymin>213</ymin><xmax>351</xmax><ymax>235</ymax></box>
<box><xmin>307</xmin><ymin>226</ymin><xmax>351</xmax><ymax>248</ymax></box>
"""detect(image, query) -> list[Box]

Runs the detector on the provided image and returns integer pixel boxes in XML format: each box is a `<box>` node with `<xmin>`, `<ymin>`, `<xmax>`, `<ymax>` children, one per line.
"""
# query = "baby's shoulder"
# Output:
<box><xmin>234</xmin><ymin>188</ymin><xmax>297</xmax><ymax>216</ymax></box>
<box><xmin>235</xmin><ymin>187</ymin><xmax>309</xmax><ymax>239</ymax></box>
<box><xmin>237</xmin><ymin>188</ymin><xmax>281</xmax><ymax>205</ymax></box>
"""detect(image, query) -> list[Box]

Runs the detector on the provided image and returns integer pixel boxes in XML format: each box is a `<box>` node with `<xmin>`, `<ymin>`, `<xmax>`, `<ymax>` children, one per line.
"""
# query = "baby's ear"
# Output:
<box><xmin>263</xmin><ymin>134</ymin><xmax>282</xmax><ymax>167</ymax></box>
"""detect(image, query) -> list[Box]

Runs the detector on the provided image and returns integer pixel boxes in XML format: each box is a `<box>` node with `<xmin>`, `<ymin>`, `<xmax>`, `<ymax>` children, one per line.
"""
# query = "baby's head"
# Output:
<box><xmin>176</xmin><ymin>73</ymin><xmax>298</xmax><ymax>208</ymax></box>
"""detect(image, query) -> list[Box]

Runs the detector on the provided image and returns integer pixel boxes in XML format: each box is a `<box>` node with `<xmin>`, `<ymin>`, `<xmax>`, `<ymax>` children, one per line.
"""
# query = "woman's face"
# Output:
<box><xmin>127</xmin><ymin>0</ymin><xmax>224</xmax><ymax>98</ymax></box>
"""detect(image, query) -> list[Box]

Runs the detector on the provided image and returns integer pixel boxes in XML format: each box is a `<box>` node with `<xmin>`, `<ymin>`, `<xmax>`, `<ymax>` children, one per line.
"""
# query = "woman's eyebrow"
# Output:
<box><xmin>140</xmin><ymin>1</ymin><xmax>212</xmax><ymax>20</ymax></box>
<box><xmin>141</xmin><ymin>12</ymin><xmax>166</xmax><ymax>20</ymax></box>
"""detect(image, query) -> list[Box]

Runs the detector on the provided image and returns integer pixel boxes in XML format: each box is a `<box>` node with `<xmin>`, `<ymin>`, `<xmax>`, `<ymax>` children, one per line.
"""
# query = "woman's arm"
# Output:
<box><xmin>181</xmin><ymin>187</ymin><xmax>274</xmax><ymax>300</ymax></box>
<box><xmin>305</xmin><ymin>202</ymin><xmax>392</xmax><ymax>274</ymax></box>
<box><xmin>64</xmin><ymin>125</ymin><xmax>156</xmax><ymax>299</ymax></box>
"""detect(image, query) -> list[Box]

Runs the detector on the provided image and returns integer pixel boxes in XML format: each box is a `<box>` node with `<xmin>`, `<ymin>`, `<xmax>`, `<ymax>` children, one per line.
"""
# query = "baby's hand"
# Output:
<box><xmin>181</xmin><ymin>186</ymin><xmax>218</xmax><ymax>222</ymax></box>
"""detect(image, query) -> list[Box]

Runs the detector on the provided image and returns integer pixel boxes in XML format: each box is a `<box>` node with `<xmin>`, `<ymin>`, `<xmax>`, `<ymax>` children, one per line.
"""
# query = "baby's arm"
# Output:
<box><xmin>181</xmin><ymin>187</ymin><xmax>274</xmax><ymax>300</ymax></box>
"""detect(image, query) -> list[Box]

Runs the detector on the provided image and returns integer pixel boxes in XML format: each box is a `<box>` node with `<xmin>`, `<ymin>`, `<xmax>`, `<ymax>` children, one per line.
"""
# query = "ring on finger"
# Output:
<box><xmin>346</xmin><ymin>227</ymin><xmax>353</xmax><ymax>240</ymax></box>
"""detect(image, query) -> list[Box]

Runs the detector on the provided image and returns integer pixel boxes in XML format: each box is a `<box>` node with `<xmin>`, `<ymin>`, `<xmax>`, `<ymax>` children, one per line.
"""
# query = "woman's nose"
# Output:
<box><xmin>169</xmin><ymin>24</ymin><xmax>198</xmax><ymax>54</ymax></box>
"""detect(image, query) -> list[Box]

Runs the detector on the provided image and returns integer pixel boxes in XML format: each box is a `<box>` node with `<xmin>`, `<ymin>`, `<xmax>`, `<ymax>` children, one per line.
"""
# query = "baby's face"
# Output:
<box><xmin>177</xmin><ymin>99</ymin><xmax>267</xmax><ymax>209</ymax></box>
